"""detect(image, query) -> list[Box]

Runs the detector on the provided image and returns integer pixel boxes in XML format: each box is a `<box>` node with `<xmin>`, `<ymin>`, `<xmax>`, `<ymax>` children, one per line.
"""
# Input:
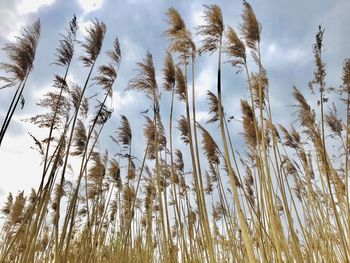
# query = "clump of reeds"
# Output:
<box><xmin>0</xmin><ymin>2</ymin><xmax>349</xmax><ymax>263</ymax></box>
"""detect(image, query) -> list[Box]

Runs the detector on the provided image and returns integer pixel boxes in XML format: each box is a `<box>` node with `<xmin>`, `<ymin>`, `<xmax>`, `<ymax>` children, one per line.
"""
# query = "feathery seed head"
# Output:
<box><xmin>94</xmin><ymin>64</ymin><xmax>118</xmax><ymax>97</ymax></box>
<box><xmin>175</xmin><ymin>149</ymin><xmax>184</xmax><ymax>173</ymax></box>
<box><xmin>325</xmin><ymin>104</ymin><xmax>343</xmax><ymax>137</ymax></box>
<box><xmin>244</xmin><ymin>169</ymin><xmax>255</xmax><ymax>206</ymax></box>
<box><xmin>241</xmin><ymin>1</ymin><xmax>261</xmax><ymax>50</ymax></box>
<box><xmin>178</xmin><ymin>116</ymin><xmax>190</xmax><ymax>145</ymax></box>
<box><xmin>127</xmin><ymin>159</ymin><xmax>136</xmax><ymax>181</ymax></box>
<box><xmin>128</xmin><ymin>52</ymin><xmax>158</xmax><ymax>100</ymax></box>
<box><xmin>251</xmin><ymin>71</ymin><xmax>268</xmax><ymax>107</ymax></box>
<box><xmin>9</xmin><ymin>191</ymin><xmax>26</xmax><ymax>225</ymax></box>
<box><xmin>117</xmin><ymin>115</ymin><xmax>132</xmax><ymax>146</ymax></box>
<box><xmin>71</xmin><ymin>119</ymin><xmax>87</xmax><ymax>156</ymax></box>
<box><xmin>197</xmin><ymin>123</ymin><xmax>220</xmax><ymax>164</ymax></box>
<box><xmin>107</xmin><ymin>37</ymin><xmax>121</xmax><ymax>66</ymax></box>
<box><xmin>241</xmin><ymin>100</ymin><xmax>257</xmax><ymax>149</ymax></box>
<box><xmin>80</xmin><ymin>19</ymin><xmax>106</xmax><ymax>67</ymax></box>
<box><xmin>175</xmin><ymin>65</ymin><xmax>186</xmax><ymax>101</ymax></box>
<box><xmin>225</xmin><ymin>26</ymin><xmax>246</xmax><ymax>69</ymax></box>
<box><xmin>0</xmin><ymin>19</ymin><xmax>41</xmax><ymax>87</ymax></box>
<box><xmin>206</xmin><ymin>90</ymin><xmax>221</xmax><ymax>123</ymax></box>
<box><xmin>108</xmin><ymin>158</ymin><xmax>122</xmax><ymax>188</ymax></box>
<box><xmin>1</xmin><ymin>193</ymin><xmax>13</xmax><ymax>215</ymax></box>
<box><xmin>197</xmin><ymin>4</ymin><xmax>224</xmax><ymax>54</ymax></box>
<box><xmin>143</xmin><ymin>116</ymin><xmax>166</xmax><ymax>159</ymax></box>
<box><xmin>311</xmin><ymin>25</ymin><xmax>326</xmax><ymax>92</ymax></box>
<box><xmin>165</xmin><ymin>8</ymin><xmax>186</xmax><ymax>35</ymax></box>
<box><xmin>292</xmin><ymin>87</ymin><xmax>317</xmax><ymax>129</ymax></box>
<box><xmin>279</xmin><ymin>125</ymin><xmax>298</xmax><ymax>149</ymax></box>
<box><xmin>163</xmin><ymin>52</ymin><xmax>176</xmax><ymax>92</ymax></box>
<box><xmin>55</xmin><ymin>15</ymin><xmax>78</xmax><ymax>67</ymax></box>
<box><xmin>205</xmin><ymin>171</ymin><xmax>213</xmax><ymax>194</ymax></box>
<box><xmin>164</xmin><ymin>7</ymin><xmax>195</xmax><ymax>63</ymax></box>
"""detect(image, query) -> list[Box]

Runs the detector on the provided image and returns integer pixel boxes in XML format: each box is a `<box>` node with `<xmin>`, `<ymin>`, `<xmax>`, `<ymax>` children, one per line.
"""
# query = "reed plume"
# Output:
<box><xmin>163</xmin><ymin>51</ymin><xmax>175</xmax><ymax>92</ymax></box>
<box><xmin>144</xmin><ymin>116</ymin><xmax>159</xmax><ymax>159</ymax></box>
<box><xmin>206</xmin><ymin>90</ymin><xmax>220</xmax><ymax>124</ymax></box>
<box><xmin>175</xmin><ymin>65</ymin><xmax>186</xmax><ymax>101</ymax></box>
<box><xmin>9</xmin><ymin>192</ymin><xmax>26</xmax><ymax>226</ymax></box>
<box><xmin>87</xmin><ymin>151</ymin><xmax>107</xmax><ymax>199</ymax></box>
<box><xmin>128</xmin><ymin>52</ymin><xmax>157</xmax><ymax>99</ymax></box>
<box><xmin>28</xmin><ymin>76</ymin><xmax>70</xmax><ymax>130</ymax></box>
<box><xmin>279</xmin><ymin>124</ymin><xmax>298</xmax><ymax>149</ymax></box>
<box><xmin>94</xmin><ymin>38</ymin><xmax>121</xmax><ymax>98</ymax></box>
<box><xmin>117</xmin><ymin>115</ymin><xmax>132</xmax><ymax>147</ymax></box>
<box><xmin>292</xmin><ymin>87</ymin><xmax>317</xmax><ymax>132</ymax></box>
<box><xmin>178</xmin><ymin>116</ymin><xmax>190</xmax><ymax>145</ymax></box>
<box><xmin>197</xmin><ymin>4</ymin><xmax>224</xmax><ymax>54</ymax></box>
<box><xmin>0</xmin><ymin>19</ymin><xmax>41</xmax><ymax>146</ymax></box>
<box><xmin>127</xmin><ymin>160</ymin><xmax>136</xmax><ymax>181</ymax></box>
<box><xmin>325</xmin><ymin>104</ymin><xmax>342</xmax><ymax>137</ymax></box>
<box><xmin>80</xmin><ymin>19</ymin><xmax>106</xmax><ymax>67</ymax></box>
<box><xmin>197</xmin><ymin>123</ymin><xmax>220</xmax><ymax>165</ymax></box>
<box><xmin>71</xmin><ymin>119</ymin><xmax>87</xmax><ymax>156</ymax></box>
<box><xmin>240</xmin><ymin>0</ymin><xmax>260</xmax><ymax>51</ymax></box>
<box><xmin>244</xmin><ymin>167</ymin><xmax>255</xmax><ymax>207</ymax></box>
<box><xmin>205</xmin><ymin>171</ymin><xmax>214</xmax><ymax>194</ymax></box>
<box><xmin>174</xmin><ymin>149</ymin><xmax>184</xmax><ymax>173</ymax></box>
<box><xmin>54</xmin><ymin>15</ymin><xmax>78</xmax><ymax>67</ymax></box>
<box><xmin>251</xmin><ymin>70</ymin><xmax>268</xmax><ymax>107</ymax></box>
<box><xmin>108</xmin><ymin>158</ymin><xmax>121</xmax><ymax>188</ymax></box>
<box><xmin>0</xmin><ymin>19</ymin><xmax>41</xmax><ymax>85</ymax></box>
<box><xmin>241</xmin><ymin>100</ymin><xmax>258</xmax><ymax>156</ymax></box>
<box><xmin>164</xmin><ymin>7</ymin><xmax>195</xmax><ymax>62</ymax></box>
<box><xmin>310</xmin><ymin>26</ymin><xmax>326</xmax><ymax>93</ymax></box>
<box><xmin>225</xmin><ymin>26</ymin><xmax>246</xmax><ymax>69</ymax></box>
<box><xmin>1</xmin><ymin>193</ymin><xmax>13</xmax><ymax>216</ymax></box>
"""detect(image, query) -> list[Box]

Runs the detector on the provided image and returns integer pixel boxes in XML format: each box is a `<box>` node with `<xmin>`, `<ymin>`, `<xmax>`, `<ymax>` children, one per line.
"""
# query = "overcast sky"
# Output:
<box><xmin>0</xmin><ymin>0</ymin><xmax>349</xmax><ymax>203</ymax></box>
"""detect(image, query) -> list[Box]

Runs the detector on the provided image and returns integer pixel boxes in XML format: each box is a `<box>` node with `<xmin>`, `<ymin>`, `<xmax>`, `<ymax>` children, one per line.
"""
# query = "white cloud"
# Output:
<box><xmin>0</xmin><ymin>0</ymin><xmax>55</xmax><ymax>41</ymax></box>
<box><xmin>31</xmin><ymin>82</ymin><xmax>52</xmax><ymax>101</ymax></box>
<box><xmin>1</xmin><ymin>15</ymin><xmax>26</xmax><ymax>41</ymax></box>
<box><xmin>0</xmin><ymin>124</ymin><xmax>42</xmax><ymax>204</ymax></box>
<box><xmin>110</xmin><ymin>90</ymin><xmax>135</xmax><ymax>112</ymax></box>
<box><xmin>78</xmin><ymin>0</ymin><xmax>103</xmax><ymax>13</ymax></box>
<box><xmin>196</xmin><ymin>111</ymin><xmax>210</xmax><ymax>123</ymax></box>
<box><xmin>77</xmin><ymin>19</ymin><xmax>94</xmax><ymax>38</ymax></box>
<box><xmin>120</xmin><ymin>37</ymin><xmax>142</xmax><ymax>64</ymax></box>
<box><xmin>0</xmin><ymin>118</ymin><xmax>86</xmax><ymax>204</ymax></box>
<box><xmin>191</xmin><ymin>4</ymin><xmax>205</xmax><ymax>44</ymax></box>
<box><xmin>195</xmin><ymin>66</ymin><xmax>216</xmax><ymax>100</ymax></box>
<box><xmin>191</xmin><ymin>11</ymin><xmax>202</xmax><ymax>27</ymax></box>
<box><xmin>264</xmin><ymin>42</ymin><xmax>310</xmax><ymax>67</ymax></box>
<box><xmin>126</xmin><ymin>0</ymin><xmax>150</xmax><ymax>4</ymax></box>
<box><xmin>0</xmin><ymin>5</ymin><xmax>24</xmax><ymax>41</ymax></box>
<box><xmin>17</xmin><ymin>0</ymin><xmax>55</xmax><ymax>14</ymax></box>
<box><xmin>191</xmin><ymin>4</ymin><xmax>205</xmax><ymax>27</ymax></box>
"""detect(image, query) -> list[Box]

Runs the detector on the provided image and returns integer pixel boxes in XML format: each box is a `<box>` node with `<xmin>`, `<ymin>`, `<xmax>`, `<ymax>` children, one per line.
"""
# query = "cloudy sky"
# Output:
<box><xmin>0</xmin><ymin>0</ymin><xmax>349</xmax><ymax>203</ymax></box>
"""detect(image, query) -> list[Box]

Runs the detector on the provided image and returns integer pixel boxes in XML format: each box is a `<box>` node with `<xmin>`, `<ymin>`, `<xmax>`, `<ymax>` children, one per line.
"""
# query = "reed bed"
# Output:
<box><xmin>0</xmin><ymin>2</ymin><xmax>349</xmax><ymax>262</ymax></box>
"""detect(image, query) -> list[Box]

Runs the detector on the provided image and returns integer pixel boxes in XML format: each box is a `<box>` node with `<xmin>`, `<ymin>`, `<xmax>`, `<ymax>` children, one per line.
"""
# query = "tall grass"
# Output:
<box><xmin>0</xmin><ymin>2</ymin><xmax>349</xmax><ymax>262</ymax></box>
